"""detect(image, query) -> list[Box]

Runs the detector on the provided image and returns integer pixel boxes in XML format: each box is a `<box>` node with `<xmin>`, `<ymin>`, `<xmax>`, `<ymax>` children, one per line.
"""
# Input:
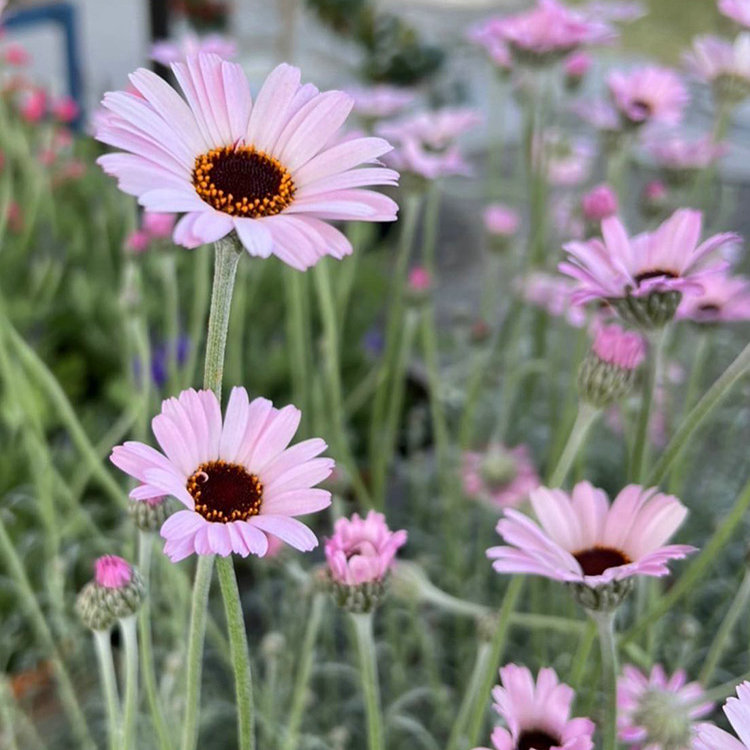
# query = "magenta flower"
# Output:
<box><xmin>110</xmin><ymin>387</ymin><xmax>333</xmax><ymax>561</ymax></box>
<box><xmin>325</xmin><ymin>511</ymin><xmax>407</xmax><ymax>586</ymax></box>
<box><xmin>473</xmin><ymin>664</ymin><xmax>595</xmax><ymax>750</ymax></box>
<box><xmin>560</xmin><ymin>210</ymin><xmax>739</xmax><ymax>322</ymax></box>
<box><xmin>142</xmin><ymin>211</ymin><xmax>176</xmax><ymax>239</ymax></box>
<box><xmin>483</xmin><ymin>204</ymin><xmax>520</xmax><ymax>237</ymax></box>
<box><xmin>581</xmin><ymin>184</ymin><xmax>618</xmax><ymax>222</ymax></box>
<box><xmin>408</xmin><ymin>266</ymin><xmax>431</xmax><ymax>293</ymax></box>
<box><xmin>151</xmin><ymin>32</ymin><xmax>237</xmax><ymax>65</ymax></box>
<box><xmin>487</xmin><ymin>481</ymin><xmax>694</xmax><ymax>588</ymax></box>
<box><xmin>677</xmin><ymin>272</ymin><xmax>750</xmax><ymax>323</ymax></box>
<box><xmin>462</xmin><ymin>444</ymin><xmax>540</xmax><ymax>510</ymax></box>
<box><xmin>96</xmin><ymin>55</ymin><xmax>398</xmax><ymax>269</ymax></box>
<box><xmin>591</xmin><ymin>323</ymin><xmax>645</xmax><ymax>370</ymax></box>
<box><xmin>645</xmin><ymin>134</ymin><xmax>727</xmax><ymax>172</ymax></box>
<box><xmin>618</xmin><ymin>664</ymin><xmax>713</xmax><ymax>750</ymax></box>
<box><xmin>695</xmin><ymin>682</ymin><xmax>750</xmax><ymax>749</ymax></box>
<box><xmin>607</xmin><ymin>67</ymin><xmax>688</xmax><ymax>126</ymax></box>
<box><xmin>346</xmin><ymin>84</ymin><xmax>415</xmax><ymax>120</ymax></box>
<box><xmin>720</xmin><ymin>0</ymin><xmax>750</xmax><ymax>27</ymax></box>
<box><xmin>564</xmin><ymin>50</ymin><xmax>592</xmax><ymax>80</ymax></box>
<box><xmin>95</xmin><ymin>555</ymin><xmax>135</xmax><ymax>589</ymax></box>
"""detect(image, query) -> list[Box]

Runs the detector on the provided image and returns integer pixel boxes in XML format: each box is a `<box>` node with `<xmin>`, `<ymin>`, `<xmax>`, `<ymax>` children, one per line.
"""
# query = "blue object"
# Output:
<box><xmin>2</xmin><ymin>2</ymin><xmax>84</xmax><ymax>129</ymax></box>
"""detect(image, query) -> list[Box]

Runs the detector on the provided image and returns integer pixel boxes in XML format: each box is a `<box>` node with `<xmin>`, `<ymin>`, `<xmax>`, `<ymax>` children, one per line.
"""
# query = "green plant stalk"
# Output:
<box><xmin>283</xmin><ymin>593</ymin><xmax>325</xmax><ymax>750</ymax></box>
<box><xmin>649</xmin><ymin>340</ymin><xmax>750</xmax><ymax>486</ymax></box>
<box><xmin>183</xmin><ymin>246</ymin><xmax>211</xmax><ymax>390</ymax></box>
<box><xmin>0</xmin><ymin>515</ymin><xmax>95</xmax><ymax>750</ymax></box>
<box><xmin>623</xmin><ymin>475</ymin><xmax>750</xmax><ymax>644</ymax></box>
<box><xmin>547</xmin><ymin>402</ymin><xmax>598</xmax><ymax>487</ymax></box>
<box><xmin>284</xmin><ymin>269</ymin><xmax>312</xmax><ymax>434</ymax></box>
<box><xmin>158</xmin><ymin>252</ymin><xmax>181</xmax><ymax>395</ymax></box>
<box><xmin>699</xmin><ymin>668</ymin><xmax>750</xmax><ymax>705</ymax></box>
<box><xmin>446</xmin><ymin>641</ymin><xmax>493</xmax><ymax>750</ymax></box>
<box><xmin>351</xmin><ymin>612</ymin><xmax>385</xmax><ymax>750</ymax></box>
<box><xmin>700</xmin><ymin>569</ymin><xmax>750</xmax><ymax>685</ymax></box>
<box><xmin>120</xmin><ymin>615</ymin><xmax>139</xmax><ymax>750</ymax></box>
<box><xmin>94</xmin><ymin>630</ymin><xmax>122</xmax><ymax>750</ymax></box>
<box><xmin>465</xmin><ymin>577</ymin><xmax>524</xmax><ymax>745</ymax></box>
<box><xmin>569</xmin><ymin>620</ymin><xmax>597</xmax><ymax>692</ymax></box>
<box><xmin>421</xmin><ymin>181</ymin><xmax>441</xmax><ymax>274</ymax></box>
<box><xmin>138</xmin><ymin>533</ymin><xmax>173</xmax><ymax>750</ymax></box>
<box><xmin>590</xmin><ymin>610</ymin><xmax>618</xmax><ymax>750</ymax></box>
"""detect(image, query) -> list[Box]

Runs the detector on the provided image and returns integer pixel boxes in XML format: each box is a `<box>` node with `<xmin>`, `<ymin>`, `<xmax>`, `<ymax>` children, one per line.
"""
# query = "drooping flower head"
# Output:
<box><xmin>473</xmin><ymin>664</ymin><xmax>595</xmax><ymax>750</ymax></box>
<box><xmin>377</xmin><ymin>108</ymin><xmax>482</xmax><ymax>182</ymax></box>
<box><xmin>111</xmin><ymin>387</ymin><xmax>333</xmax><ymax>561</ymax></box>
<box><xmin>618</xmin><ymin>664</ymin><xmax>713</xmax><ymax>750</ymax></box>
<box><xmin>484</xmin><ymin>203</ymin><xmax>520</xmax><ymax>238</ymax></box>
<box><xmin>151</xmin><ymin>32</ymin><xmax>237</xmax><ymax>65</ymax></box>
<box><xmin>560</xmin><ymin>209</ymin><xmax>740</xmax><ymax>328</ymax></box>
<box><xmin>719</xmin><ymin>0</ymin><xmax>750</xmax><ymax>28</ymax></box>
<box><xmin>645</xmin><ymin>134</ymin><xmax>727</xmax><ymax>177</ymax></box>
<box><xmin>96</xmin><ymin>55</ymin><xmax>398</xmax><ymax>270</ymax></box>
<box><xmin>487</xmin><ymin>481</ymin><xmax>694</xmax><ymax>610</ymax></box>
<box><xmin>607</xmin><ymin>67</ymin><xmax>688</xmax><ymax>127</ymax></box>
<box><xmin>325</xmin><ymin>511</ymin><xmax>407</xmax><ymax>613</ymax></box>
<box><xmin>462</xmin><ymin>443</ymin><xmax>540</xmax><ymax>510</ymax></box>
<box><xmin>685</xmin><ymin>35</ymin><xmax>750</xmax><ymax>104</ymax></box>
<box><xmin>346</xmin><ymin>84</ymin><xmax>415</xmax><ymax>121</ymax></box>
<box><xmin>677</xmin><ymin>272</ymin><xmax>750</xmax><ymax>323</ymax></box>
<box><xmin>581</xmin><ymin>184</ymin><xmax>618</xmax><ymax>223</ymax></box>
<box><xmin>695</xmin><ymin>682</ymin><xmax>750</xmax><ymax>750</ymax></box>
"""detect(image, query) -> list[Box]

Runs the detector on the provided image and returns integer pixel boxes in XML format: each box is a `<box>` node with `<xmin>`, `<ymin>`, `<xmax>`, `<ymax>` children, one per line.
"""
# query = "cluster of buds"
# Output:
<box><xmin>76</xmin><ymin>556</ymin><xmax>144</xmax><ymax>631</ymax></box>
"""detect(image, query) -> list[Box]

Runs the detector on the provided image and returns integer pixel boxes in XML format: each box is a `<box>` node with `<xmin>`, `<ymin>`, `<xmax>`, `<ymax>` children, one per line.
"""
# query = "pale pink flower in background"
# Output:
<box><xmin>719</xmin><ymin>0</ymin><xmax>750</xmax><ymax>27</ymax></box>
<box><xmin>151</xmin><ymin>32</ymin><xmax>237</xmax><ymax>65</ymax></box>
<box><xmin>142</xmin><ymin>211</ymin><xmax>176</xmax><ymax>239</ymax></box>
<box><xmin>581</xmin><ymin>184</ymin><xmax>618</xmax><ymax>222</ymax></box>
<box><xmin>535</xmin><ymin>130</ymin><xmax>594</xmax><ymax>186</ymax></box>
<box><xmin>483</xmin><ymin>204</ymin><xmax>520</xmax><ymax>236</ymax></box>
<box><xmin>608</xmin><ymin>67</ymin><xmax>688</xmax><ymax>126</ymax></box>
<box><xmin>325</xmin><ymin>511</ymin><xmax>407</xmax><ymax>586</ymax></box>
<box><xmin>473</xmin><ymin>664</ymin><xmax>595</xmax><ymax>750</ymax></box>
<box><xmin>553</xmin><ymin>194</ymin><xmax>585</xmax><ymax>240</ymax></box>
<box><xmin>462</xmin><ymin>443</ymin><xmax>540</xmax><ymax>510</ymax></box>
<box><xmin>3</xmin><ymin>42</ymin><xmax>29</xmax><ymax>66</ymax></box>
<box><xmin>643</xmin><ymin>179</ymin><xmax>668</xmax><ymax>203</ymax></box>
<box><xmin>573</xmin><ymin>98</ymin><xmax>621</xmax><ymax>132</ymax></box>
<box><xmin>490</xmin><ymin>0</ymin><xmax>615</xmax><ymax>59</ymax></box>
<box><xmin>346</xmin><ymin>84</ymin><xmax>415</xmax><ymax>120</ymax></box>
<box><xmin>467</xmin><ymin>19</ymin><xmax>514</xmax><ymax>71</ymax></box>
<box><xmin>591</xmin><ymin>323</ymin><xmax>645</xmax><ymax>370</ymax></box>
<box><xmin>111</xmin><ymin>387</ymin><xmax>333</xmax><ymax>561</ymax></box>
<box><xmin>95</xmin><ymin>555</ymin><xmax>135</xmax><ymax>589</ymax></box>
<box><xmin>487</xmin><ymin>481</ymin><xmax>694</xmax><ymax>587</ymax></box>
<box><xmin>19</xmin><ymin>87</ymin><xmax>46</xmax><ymax>123</ymax></box>
<box><xmin>560</xmin><ymin>209</ymin><xmax>740</xmax><ymax>304</ymax></box>
<box><xmin>51</xmin><ymin>96</ymin><xmax>78</xmax><ymax>123</ymax></box>
<box><xmin>96</xmin><ymin>55</ymin><xmax>398</xmax><ymax>269</ymax></box>
<box><xmin>685</xmin><ymin>34</ymin><xmax>750</xmax><ymax>89</ymax></box>
<box><xmin>6</xmin><ymin>200</ymin><xmax>23</xmax><ymax>233</ymax></box>
<box><xmin>677</xmin><ymin>272</ymin><xmax>750</xmax><ymax>323</ymax></box>
<box><xmin>125</xmin><ymin>230</ymin><xmax>151</xmax><ymax>254</ymax></box>
<box><xmin>519</xmin><ymin>272</ymin><xmax>587</xmax><ymax>328</ymax></box>
<box><xmin>408</xmin><ymin>266</ymin><xmax>431</xmax><ymax>293</ymax></box>
<box><xmin>695</xmin><ymin>682</ymin><xmax>750</xmax><ymax>750</ymax></box>
<box><xmin>564</xmin><ymin>51</ymin><xmax>592</xmax><ymax>80</ymax></box>
<box><xmin>618</xmin><ymin>664</ymin><xmax>713</xmax><ymax>749</ymax></box>
<box><xmin>645</xmin><ymin>134</ymin><xmax>727</xmax><ymax>171</ymax></box>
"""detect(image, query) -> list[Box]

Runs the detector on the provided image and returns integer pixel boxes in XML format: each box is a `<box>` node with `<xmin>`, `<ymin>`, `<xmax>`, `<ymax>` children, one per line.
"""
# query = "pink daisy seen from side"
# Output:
<box><xmin>462</xmin><ymin>444</ymin><xmax>540</xmax><ymax>510</ymax></box>
<box><xmin>607</xmin><ymin>67</ymin><xmax>688</xmax><ymax>127</ymax></box>
<box><xmin>677</xmin><ymin>272</ymin><xmax>750</xmax><ymax>323</ymax></box>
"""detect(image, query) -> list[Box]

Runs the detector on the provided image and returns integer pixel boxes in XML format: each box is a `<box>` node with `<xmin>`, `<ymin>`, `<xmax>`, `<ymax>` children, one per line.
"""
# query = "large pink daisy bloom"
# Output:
<box><xmin>607</xmin><ymin>67</ymin><xmax>688</xmax><ymax>126</ymax></box>
<box><xmin>695</xmin><ymin>682</ymin><xmax>750</xmax><ymax>750</ymax></box>
<box><xmin>487</xmin><ymin>481</ymin><xmax>694</xmax><ymax>588</ymax></box>
<box><xmin>96</xmin><ymin>54</ymin><xmax>398</xmax><ymax>270</ymax></box>
<box><xmin>560</xmin><ymin>209</ymin><xmax>739</xmax><ymax>308</ymax></box>
<box><xmin>110</xmin><ymin>387</ymin><xmax>333</xmax><ymax>562</ymax></box>
<box><xmin>618</xmin><ymin>664</ymin><xmax>713</xmax><ymax>750</ymax></box>
<box><xmin>473</xmin><ymin>664</ymin><xmax>595</xmax><ymax>750</ymax></box>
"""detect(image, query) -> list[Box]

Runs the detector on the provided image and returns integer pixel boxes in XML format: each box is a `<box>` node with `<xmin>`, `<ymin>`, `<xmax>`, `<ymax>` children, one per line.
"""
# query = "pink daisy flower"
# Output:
<box><xmin>677</xmin><ymin>272</ymin><xmax>750</xmax><ymax>323</ymax></box>
<box><xmin>685</xmin><ymin>34</ymin><xmax>750</xmax><ymax>102</ymax></box>
<box><xmin>473</xmin><ymin>664</ymin><xmax>595</xmax><ymax>750</ymax></box>
<box><xmin>96</xmin><ymin>55</ymin><xmax>398</xmax><ymax>270</ymax></box>
<box><xmin>695</xmin><ymin>682</ymin><xmax>750</xmax><ymax>750</ymax></box>
<box><xmin>346</xmin><ymin>84</ymin><xmax>415</xmax><ymax>120</ymax></box>
<box><xmin>618</xmin><ymin>664</ymin><xmax>713</xmax><ymax>750</ymax></box>
<box><xmin>645</xmin><ymin>134</ymin><xmax>727</xmax><ymax>172</ymax></box>
<box><xmin>559</xmin><ymin>209</ymin><xmax>739</xmax><ymax>325</ymax></box>
<box><xmin>487</xmin><ymin>481</ymin><xmax>694</xmax><ymax>588</ymax></box>
<box><xmin>720</xmin><ymin>0</ymin><xmax>750</xmax><ymax>27</ymax></box>
<box><xmin>110</xmin><ymin>387</ymin><xmax>333</xmax><ymax>562</ymax></box>
<box><xmin>462</xmin><ymin>444</ymin><xmax>540</xmax><ymax>510</ymax></box>
<box><xmin>607</xmin><ymin>67</ymin><xmax>688</xmax><ymax>127</ymax></box>
<box><xmin>151</xmin><ymin>32</ymin><xmax>237</xmax><ymax>65</ymax></box>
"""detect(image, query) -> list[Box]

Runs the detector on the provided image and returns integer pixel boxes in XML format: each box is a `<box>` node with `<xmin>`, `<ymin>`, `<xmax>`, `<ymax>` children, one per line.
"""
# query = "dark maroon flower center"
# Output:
<box><xmin>630</xmin><ymin>98</ymin><xmax>653</xmax><ymax>119</ymax></box>
<box><xmin>634</xmin><ymin>269</ymin><xmax>678</xmax><ymax>285</ymax></box>
<box><xmin>192</xmin><ymin>145</ymin><xmax>295</xmax><ymax>218</ymax></box>
<box><xmin>187</xmin><ymin>460</ymin><xmax>263</xmax><ymax>523</ymax></box>
<box><xmin>517</xmin><ymin>729</ymin><xmax>561</xmax><ymax>750</ymax></box>
<box><xmin>573</xmin><ymin>546</ymin><xmax>631</xmax><ymax>576</ymax></box>
<box><xmin>697</xmin><ymin>303</ymin><xmax>721</xmax><ymax>314</ymax></box>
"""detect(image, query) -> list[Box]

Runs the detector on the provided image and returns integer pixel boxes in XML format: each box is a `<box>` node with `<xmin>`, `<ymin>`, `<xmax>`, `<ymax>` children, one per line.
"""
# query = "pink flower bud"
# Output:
<box><xmin>142</xmin><ymin>211</ymin><xmax>176</xmax><ymax>239</ymax></box>
<box><xmin>581</xmin><ymin>184</ymin><xmax>618</xmax><ymax>221</ymax></box>
<box><xmin>94</xmin><ymin>555</ymin><xmax>133</xmax><ymax>589</ymax></box>
<box><xmin>483</xmin><ymin>203</ymin><xmax>520</xmax><ymax>236</ymax></box>
<box><xmin>592</xmin><ymin>323</ymin><xmax>646</xmax><ymax>370</ymax></box>
<box><xmin>125</xmin><ymin>230</ymin><xmax>151</xmax><ymax>254</ymax></box>
<box><xmin>408</xmin><ymin>266</ymin><xmax>431</xmax><ymax>293</ymax></box>
<box><xmin>564</xmin><ymin>51</ymin><xmax>592</xmax><ymax>80</ymax></box>
<box><xmin>20</xmin><ymin>89</ymin><xmax>46</xmax><ymax>123</ymax></box>
<box><xmin>3</xmin><ymin>43</ymin><xmax>30</xmax><ymax>67</ymax></box>
<box><xmin>51</xmin><ymin>96</ymin><xmax>79</xmax><ymax>123</ymax></box>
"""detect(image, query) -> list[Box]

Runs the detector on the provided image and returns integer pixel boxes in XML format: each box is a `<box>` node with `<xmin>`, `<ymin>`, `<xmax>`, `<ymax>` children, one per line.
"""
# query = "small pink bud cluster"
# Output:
<box><xmin>581</xmin><ymin>184</ymin><xmax>618</xmax><ymax>222</ymax></box>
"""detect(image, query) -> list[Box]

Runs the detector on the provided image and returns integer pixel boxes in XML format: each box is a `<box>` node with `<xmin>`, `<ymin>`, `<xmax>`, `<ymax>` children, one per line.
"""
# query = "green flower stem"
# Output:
<box><xmin>648</xmin><ymin>340</ymin><xmax>750</xmax><ymax>486</ymax></box>
<box><xmin>591</xmin><ymin>610</ymin><xmax>618</xmax><ymax>750</ymax></box>
<box><xmin>216</xmin><ymin>556</ymin><xmax>255</xmax><ymax>750</ymax></box>
<box><xmin>138</xmin><ymin>533</ymin><xmax>173</xmax><ymax>750</ymax></box>
<box><xmin>284</xmin><ymin>269</ymin><xmax>313</xmax><ymax>434</ymax></box>
<box><xmin>700</xmin><ymin>568</ymin><xmax>750</xmax><ymax>685</ymax></box>
<box><xmin>569</xmin><ymin>620</ymin><xmax>598</xmax><ymax>693</ymax></box>
<box><xmin>158</xmin><ymin>252</ymin><xmax>181</xmax><ymax>394</ymax></box>
<box><xmin>283</xmin><ymin>593</ymin><xmax>325</xmax><ymax>750</ymax></box>
<box><xmin>120</xmin><ymin>615</ymin><xmax>139</xmax><ymax>750</ymax></box>
<box><xmin>446</xmin><ymin>640</ymin><xmax>493</xmax><ymax>750</ymax></box>
<box><xmin>183</xmin><ymin>246</ymin><xmax>211</xmax><ymax>389</ymax></box>
<box><xmin>631</xmin><ymin>328</ymin><xmax>666</xmax><ymax>483</ymax></box>
<box><xmin>94</xmin><ymin>630</ymin><xmax>122</xmax><ymax>750</ymax></box>
<box><xmin>623</xmin><ymin>475</ymin><xmax>750</xmax><ymax>645</ymax></box>
<box><xmin>465</xmin><ymin>577</ymin><xmax>524</xmax><ymax>746</ymax></box>
<box><xmin>351</xmin><ymin>612</ymin><xmax>385</xmax><ymax>750</ymax></box>
<box><xmin>0</xmin><ymin>515</ymin><xmax>95</xmax><ymax>750</ymax></box>
<box><xmin>421</xmin><ymin>181</ymin><xmax>441</xmax><ymax>274</ymax></box>
<box><xmin>547</xmin><ymin>402</ymin><xmax>598</xmax><ymax>487</ymax></box>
